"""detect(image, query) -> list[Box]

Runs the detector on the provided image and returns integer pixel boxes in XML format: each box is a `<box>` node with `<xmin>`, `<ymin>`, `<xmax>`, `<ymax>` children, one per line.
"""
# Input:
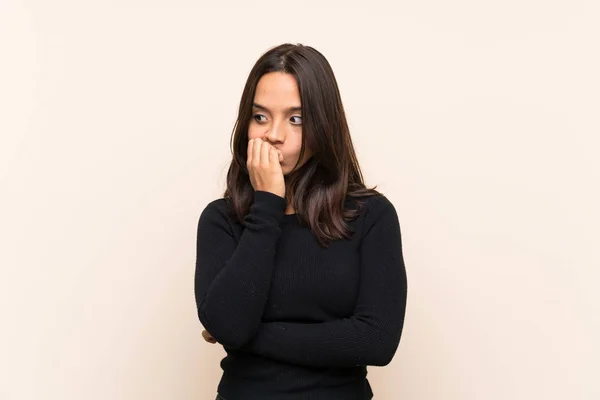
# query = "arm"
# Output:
<box><xmin>239</xmin><ymin>196</ymin><xmax>408</xmax><ymax>368</ymax></box>
<box><xmin>194</xmin><ymin>190</ymin><xmax>286</xmax><ymax>348</ymax></box>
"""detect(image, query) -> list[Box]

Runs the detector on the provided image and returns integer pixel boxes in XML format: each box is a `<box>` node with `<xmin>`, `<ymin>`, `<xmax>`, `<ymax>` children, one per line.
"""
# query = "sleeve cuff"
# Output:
<box><xmin>249</xmin><ymin>190</ymin><xmax>287</xmax><ymax>225</ymax></box>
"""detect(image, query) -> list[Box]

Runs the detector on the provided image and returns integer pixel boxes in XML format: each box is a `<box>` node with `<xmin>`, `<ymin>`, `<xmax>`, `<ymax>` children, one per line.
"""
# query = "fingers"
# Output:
<box><xmin>202</xmin><ymin>329</ymin><xmax>217</xmax><ymax>344</ymax></box>
<box><xmin>247</xmin><ymin>138</ymin><xmax>254</xmax><ymax>166</ymax></box>
<box><xmin>270</xmin><ymin>147</ymin><xmax>283</xmax><ymax>164</ymax></box>
<box><xmin>253</xmin><ymin>138</ymin><xmax>262</xmax><ymax>166</ymax></box>
<box><xmin>248</xmin><ymin>138</ymin><xmax>280</xmax><ymax>167</ymax></box>
<box><xmin>269</xmin><ymin>145</ymin><xmax>278</xmax><ymax>164</ymax></box>
<box><xmin>261</xmin><ymin>139</ymin><xmax>271</xmax><ymax>167</ymax></box>
<box><xmin>245</xmin><ymin>138</ymin><xmax>286</xmax><ymax>197</ymax></box>
<box><xmin>247</xmin><ymin>138</ymin><xmax>262</xmax><ymax>168</ymax></box>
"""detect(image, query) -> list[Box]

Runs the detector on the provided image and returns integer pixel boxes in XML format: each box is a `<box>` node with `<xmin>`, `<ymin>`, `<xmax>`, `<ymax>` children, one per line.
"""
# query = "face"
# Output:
<box><xmin>248</xmin><ymin>72</ymin><xmax>313</xmax><ymax>175</ymax></box>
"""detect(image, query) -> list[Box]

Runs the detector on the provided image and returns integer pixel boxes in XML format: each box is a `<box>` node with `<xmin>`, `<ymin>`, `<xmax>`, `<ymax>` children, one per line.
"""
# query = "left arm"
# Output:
<box><xmin>238</xmin><ymin>196</ymin><xmax>408</xmax><ymax>368</ymax></box>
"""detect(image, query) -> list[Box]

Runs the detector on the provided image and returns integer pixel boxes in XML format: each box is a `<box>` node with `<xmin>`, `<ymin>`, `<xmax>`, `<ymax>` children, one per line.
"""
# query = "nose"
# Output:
<box><xmin>264</xmin><ymin>119</ymin><xmax>285</xmax><ymax>145</ymax></box>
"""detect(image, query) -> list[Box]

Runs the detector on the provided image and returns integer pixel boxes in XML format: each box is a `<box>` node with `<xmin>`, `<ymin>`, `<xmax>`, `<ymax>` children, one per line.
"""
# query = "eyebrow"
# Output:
<box><xmin>252</xmin><ymin>103</ymin><xmax>302</xmax><ymax>113</ymax></box>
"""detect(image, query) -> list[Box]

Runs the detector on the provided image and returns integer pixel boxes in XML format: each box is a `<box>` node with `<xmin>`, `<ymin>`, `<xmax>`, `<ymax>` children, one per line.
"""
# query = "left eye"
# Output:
<box><xmin>253</xmin><ymin>114</ymin><xmax>267</xmax><ymax>123</ymax></box>
<box><xmin>290</xmin><ymin>116</ymin><xmax>302</xmax><ymax>125</ymax></box>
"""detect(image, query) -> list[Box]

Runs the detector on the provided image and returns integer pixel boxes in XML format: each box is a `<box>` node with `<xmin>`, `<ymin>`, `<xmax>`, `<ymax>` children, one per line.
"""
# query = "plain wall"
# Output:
<box><xmin>1</xmin><ymin>1</ymin><xmax>598</xmax><ymax>399</ymax></box>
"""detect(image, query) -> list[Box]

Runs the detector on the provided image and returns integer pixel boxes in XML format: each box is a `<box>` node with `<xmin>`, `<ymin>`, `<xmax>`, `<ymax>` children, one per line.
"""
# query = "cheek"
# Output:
<box><xmin>288</xmin><ymin>143</ymin><xmax>302</xmax><ymax>160</ymax></box>
<box><xmin>286</xmin><ymin>133</ymin><xmax>301</xmax><ymax>150</ymax></box>
<box><xmin>247</xmin><ymin>125</ymin><xmax>260</xmax><ymax>140</ymax></box>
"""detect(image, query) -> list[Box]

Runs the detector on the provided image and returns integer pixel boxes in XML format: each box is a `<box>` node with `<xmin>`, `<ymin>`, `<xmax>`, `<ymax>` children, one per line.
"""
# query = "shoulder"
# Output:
<box><xmin>353</xmin><ymin>193</ymin><xmax>400</xmax><ymax>236</ymax></box>
<box><xmin>364</xmin><ymin>192</ymin><xmax>395</xmax><ymax>210</ymax></box>
<box><xmin>350</xmin><ymin>192</ymin><xmax>397</xmax><ymax>220</ymax></box>
<box><xmin>203</xmin><ymin>197</ymin><xmax>230</xmax><ymax>215</ymax></box>
<box><xmin>197</xmin><ymin>197</ymin><xmax>235</xmax><ymax>233</ymax></box>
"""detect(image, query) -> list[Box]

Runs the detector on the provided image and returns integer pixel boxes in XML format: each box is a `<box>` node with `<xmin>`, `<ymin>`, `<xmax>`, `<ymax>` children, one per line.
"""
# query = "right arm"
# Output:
<box><xmin>194</xmin><ymin>190</ymin><xmax>286</xmax><ymax>348</ymax></box>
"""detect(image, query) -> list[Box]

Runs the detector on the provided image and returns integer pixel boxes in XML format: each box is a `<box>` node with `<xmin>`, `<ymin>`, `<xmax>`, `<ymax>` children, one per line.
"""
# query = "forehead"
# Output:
<box><xmin>253</xmin><ymin>72</ymin><xmax>300</xmax><ymax>107</ymax></box>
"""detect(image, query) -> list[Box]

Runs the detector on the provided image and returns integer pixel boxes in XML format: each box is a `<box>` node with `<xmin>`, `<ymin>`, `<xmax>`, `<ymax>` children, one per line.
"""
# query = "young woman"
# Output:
<box><xmin>194</xmin><ymin>43</ymin><xmax>408</xmax><ymax>400</ymax></box>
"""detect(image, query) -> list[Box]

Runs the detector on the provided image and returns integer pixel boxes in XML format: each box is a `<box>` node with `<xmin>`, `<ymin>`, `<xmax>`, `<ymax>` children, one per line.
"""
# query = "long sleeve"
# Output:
<box><xmin>194</xmin><ymin>190</ymin><xmax>286</xmax><ymax>348</ymax></box>
<box><xmin>239</xmin><ymin>196</ymin><xmax>407</xmax><ymax>368</ymax></box>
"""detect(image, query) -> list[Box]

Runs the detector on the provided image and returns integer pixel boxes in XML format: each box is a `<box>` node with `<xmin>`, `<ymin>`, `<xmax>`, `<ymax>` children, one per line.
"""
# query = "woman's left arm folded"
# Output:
<box><xmin>236</xmin><ymin>197</ymin><xmax>408</xmax><ymax>368</ymax></box>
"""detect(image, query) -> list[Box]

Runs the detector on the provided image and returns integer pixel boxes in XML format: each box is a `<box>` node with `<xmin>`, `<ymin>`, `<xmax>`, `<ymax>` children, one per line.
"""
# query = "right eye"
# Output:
<box><xmin>252</xmin><ymin>114</ymin><xmax>267</xmax><ymax>123</ymax></box>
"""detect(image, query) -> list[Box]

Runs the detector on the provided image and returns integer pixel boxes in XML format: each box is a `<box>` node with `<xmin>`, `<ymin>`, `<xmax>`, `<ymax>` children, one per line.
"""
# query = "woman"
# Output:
<box><xmin>194</xmin><ymin>43</ymin><xmax>408</xmax><ymax>400</ymax></box>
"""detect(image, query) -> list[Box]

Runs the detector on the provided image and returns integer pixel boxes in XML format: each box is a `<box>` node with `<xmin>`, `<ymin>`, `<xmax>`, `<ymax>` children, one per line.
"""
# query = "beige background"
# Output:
<box><xmin>1</xmin><ymin>1</ymin><xmax>599</xmax><ymax>399</ymax></box>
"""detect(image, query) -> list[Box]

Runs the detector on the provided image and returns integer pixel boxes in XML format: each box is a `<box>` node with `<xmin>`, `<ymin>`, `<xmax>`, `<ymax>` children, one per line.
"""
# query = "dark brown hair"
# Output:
<box><xmin>224</xmin><ymin>43</ymin><xmax>381</xmax><ymax>247</ymax></box>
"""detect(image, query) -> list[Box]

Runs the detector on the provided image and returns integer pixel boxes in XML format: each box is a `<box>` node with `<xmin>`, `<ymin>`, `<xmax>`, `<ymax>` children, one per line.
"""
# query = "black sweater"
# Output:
<box><xmin>194</xmin><ymin>190</ymin><xmax>407</xmax><ymax>400</ymax></box>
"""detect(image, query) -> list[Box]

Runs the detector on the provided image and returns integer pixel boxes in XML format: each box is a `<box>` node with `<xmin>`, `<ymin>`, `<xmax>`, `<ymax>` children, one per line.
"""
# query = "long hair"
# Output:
<box><xmin>224</xmin><ymin>43</ymin><xmax>381</xmax><ymax>247</ymax></box>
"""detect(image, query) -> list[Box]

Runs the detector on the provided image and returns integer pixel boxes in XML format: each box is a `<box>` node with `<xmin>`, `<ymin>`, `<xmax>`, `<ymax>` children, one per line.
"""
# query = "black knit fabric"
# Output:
<box><xmin>195</xmin><ymin>190</ymin><xmax>407</xmax><ymax>399</ymax></box>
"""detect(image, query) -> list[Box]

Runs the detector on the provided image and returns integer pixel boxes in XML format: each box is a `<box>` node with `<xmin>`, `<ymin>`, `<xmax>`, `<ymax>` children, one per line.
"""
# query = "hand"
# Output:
<box><xmin>202</xmin><ymin>329</ymin><xmax>218</xmax><ymax>344</ymax></box>
<box><xmin>247</xmin><ymin>138</ymin><xmax>285</xmax><ymax>199</ymax></box>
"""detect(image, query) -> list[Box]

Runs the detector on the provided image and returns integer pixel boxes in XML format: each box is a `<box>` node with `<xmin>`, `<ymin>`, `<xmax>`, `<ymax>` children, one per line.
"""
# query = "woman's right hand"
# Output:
<box><xmin>202</xmin><ymin>329</ymin><xmax>218</xmax><ymax>344</ymax></box>
<box><xmin>247</xmin><ymin>138</ymin><xmax>285</xmax><ymax>199</ymax></box>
